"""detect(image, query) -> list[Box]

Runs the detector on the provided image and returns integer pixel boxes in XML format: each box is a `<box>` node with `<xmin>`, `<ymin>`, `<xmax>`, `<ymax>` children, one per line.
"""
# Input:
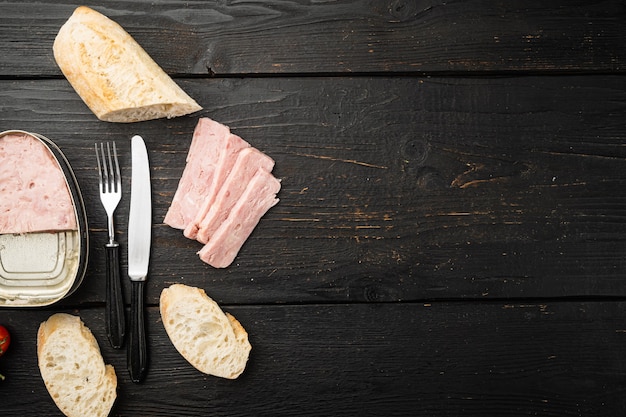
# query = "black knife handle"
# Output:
<box><xmin>105</xmin><ymin>242</ymin><xmax>125</xmax><ymax>349</ymax></box>
<box><xmin>128</xmin><ymin>280</ymin><xmax>147</xmax><ymax>383</ymax></box>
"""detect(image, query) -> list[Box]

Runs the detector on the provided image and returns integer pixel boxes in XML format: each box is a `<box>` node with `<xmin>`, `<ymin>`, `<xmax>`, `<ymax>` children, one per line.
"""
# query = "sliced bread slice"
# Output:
<box><xmin>37</xmin><ymin>313</ymin><xmax>117</xmax><ymax>417</ymax></box>
<box><xmin>160</xmin><ymin>284</ymin><xmax>251</xmax><ymax>379</ymax></box>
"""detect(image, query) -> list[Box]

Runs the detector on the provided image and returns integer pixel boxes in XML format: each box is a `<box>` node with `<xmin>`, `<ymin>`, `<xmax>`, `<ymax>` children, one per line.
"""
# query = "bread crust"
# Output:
<box><xmin>53</xmin><ymin>6</ymin><xmax>202</xmax><ymax>122</ymax></box>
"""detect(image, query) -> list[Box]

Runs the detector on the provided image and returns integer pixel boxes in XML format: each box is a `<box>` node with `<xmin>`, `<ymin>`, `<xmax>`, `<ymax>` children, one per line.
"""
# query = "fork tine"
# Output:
<box><xmin>105</xmin><ymin>142</ymin><xmax>114</xmax><ymax>193</ymax></box>
<box><xmin>100</xmin><ymin>143</ymin><xmax>108</xmax><ymax>192</ymax></box>
<box><xmin>112</xmin><ymin>142</ymin><xmax>121</xmax><ymax>193</ymax></box>
<box><xmin>95</xmin><ymin>143</ymin><xmax>104</xmax><ymax>192</ymax></box>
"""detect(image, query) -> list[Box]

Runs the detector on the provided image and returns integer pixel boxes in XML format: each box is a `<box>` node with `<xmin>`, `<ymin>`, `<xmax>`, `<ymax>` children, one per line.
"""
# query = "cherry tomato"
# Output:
<box><xmin>0</xmin><ymin>325</ymin><xmax>9</xmax><ymax>357</ymax></box>
<box><xmin>0</xmin><ymin>325</ymin><xmax>8</xmax><ymax>381</ymax></box>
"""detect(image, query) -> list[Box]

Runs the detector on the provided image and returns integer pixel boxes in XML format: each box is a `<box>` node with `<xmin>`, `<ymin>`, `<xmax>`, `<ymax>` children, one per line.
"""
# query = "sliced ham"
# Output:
<box><xmin>164</xmin><ymin>118</ymin><xmax>249</xmax><ymax>230</ymax></box>
<box><xmin>195</xmin><ymin>147</ymin><xmax>275</xmax><ymax>244</ymax></box>
<box><xmin>197</xmin><ymin>168</ymin><xmax>280</xmax><ymax>268</ymax></box>
<box><xmin>0</xmin><ymin>132</ymin><xmax>77</xmax><ymax>234</ymax></box>
<box><xmin>164</xmin><ymin>117</ymin><xmax>281</xmax><ymax>268</ymax></box>
<box><xmin>183</xmin><ymin>132</ymin><xmax>250</xmax><ymax>239</ymax></box>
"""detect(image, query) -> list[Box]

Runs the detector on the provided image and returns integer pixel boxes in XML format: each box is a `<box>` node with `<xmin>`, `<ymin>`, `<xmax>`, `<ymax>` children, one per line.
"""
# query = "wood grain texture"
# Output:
<box><xmin>1</xmin><ymin>302</ymin><xmax>625</xmax><ymax>416</ymax></box>
<box><xmin>1</xmin><ymin>1</ymin><xmax>626</xmax><ymax>416</ymax></box>
<box><xmin>3</xmin><ymin>75</ymin><xmax>626</xmax><ymax>305</ymax></box>
<box><xmin>0</xmin><ymin>0</ymin><xmax>624</xmax><ymax>76</ymax></box>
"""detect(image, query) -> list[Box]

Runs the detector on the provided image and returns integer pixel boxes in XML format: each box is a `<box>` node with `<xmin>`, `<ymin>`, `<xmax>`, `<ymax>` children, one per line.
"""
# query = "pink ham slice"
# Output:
<box><xmin>165</xmin><ymin>117</ymin><xmax>280</xmax><ymax>268</ymax></box>
<box><xmin>197</xmin><ymin>168</ymin><xmax>280</xmax><ymax>268</ymax></box>
<box><xmin>0</xmin><ymin>132</ymin><xmax>77</xmax><ymax>234</ymax></box>
<box><xmin>183</xmin><ymin>131</ymin><xmax>250</xmax><ymax>240</ymax></box>
<box><xmin>164</xmin><ymin>118</ymin><xmax>249</xmax><ymax>230</ymax></box>
<box><xmin>195</xmin><ymin>147</ymin><xmax>275</xmax><ymax>244</ymax></box>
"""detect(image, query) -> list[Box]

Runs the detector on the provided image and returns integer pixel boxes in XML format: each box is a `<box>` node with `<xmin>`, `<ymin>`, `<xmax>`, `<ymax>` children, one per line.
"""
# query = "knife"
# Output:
<box><xmin>127</xmin><ymin>135</ymin><xmax>151</xmax><ymax>383</ymax></box>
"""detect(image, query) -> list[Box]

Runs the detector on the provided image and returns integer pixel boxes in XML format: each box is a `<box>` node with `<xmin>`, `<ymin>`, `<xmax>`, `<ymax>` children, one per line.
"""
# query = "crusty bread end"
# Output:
<box><xmin>53</xmin><ymin>6</ymin><xmax>202</xmax><ymax>123</ymax></box>
<box><xmin>37</xmin><ymin>313</ymin><xmax>117</xmax><ymax>417</ymax></box>
<box><xmin>160</xmin><ymin>284</ymin><xmax>251</xmax><ymax>379</ymax></box>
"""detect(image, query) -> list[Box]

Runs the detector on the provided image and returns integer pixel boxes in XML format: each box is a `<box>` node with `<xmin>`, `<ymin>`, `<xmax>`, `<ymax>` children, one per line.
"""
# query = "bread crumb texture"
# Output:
<box><xmin>160</xmin><ymin>284</ymin><xmax>251</xmax><ymax>379</ymax></box>
<box><xmin>37</xmin><ymin>313</ymin><xmax>117</xmax><ymax>417</ymax></box>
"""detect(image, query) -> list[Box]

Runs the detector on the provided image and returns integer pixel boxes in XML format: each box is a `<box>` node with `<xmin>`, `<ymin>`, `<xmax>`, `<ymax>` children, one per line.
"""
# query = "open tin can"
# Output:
<box><xmin>0</xmin><ymin>130</ymin><xmax>88</xmax><ymax>307</ymax></box>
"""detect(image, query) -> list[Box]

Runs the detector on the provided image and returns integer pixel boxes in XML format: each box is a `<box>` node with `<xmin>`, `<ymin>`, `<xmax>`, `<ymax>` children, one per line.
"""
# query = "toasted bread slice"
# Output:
<box><xmin>160</xmin><ymin>284</ymin><xmax>251</xmax><ymax>379</ymax></box>
<box><xmin>53</xmin><ymin>6</ymin><xmax>202</xmax><ymax>122</ymax></box>
<box><xmin>37</xmin><ymin>313</ymin><xmax>117</xmax><ymax>417</ymax></box>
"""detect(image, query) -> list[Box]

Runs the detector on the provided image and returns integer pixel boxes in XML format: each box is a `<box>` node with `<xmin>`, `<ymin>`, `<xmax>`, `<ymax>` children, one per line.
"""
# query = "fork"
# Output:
<box><xmin>96</xmin><ymin>142</ymin><xmax>126</xmax><ymax>349</ymax></box>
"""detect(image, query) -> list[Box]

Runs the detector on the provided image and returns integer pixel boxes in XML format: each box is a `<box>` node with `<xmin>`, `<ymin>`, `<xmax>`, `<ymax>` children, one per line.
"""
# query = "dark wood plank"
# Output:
<box><xmin>2</xmin><ymin>1</ymin><xmax>623</xmax><ymax>416</ymax></box>
<box><xmin>0</xmin><ymin>0</ymin><xmax>624</xmax><ymax>77</ymax></box>
<box><xmin>2</xmin><ymin>75</ymin><xmax>626</xmax><ymax>305</ymax></box>
<box><xmin>1</xmin><ymin>301</ymin><xmax>625</xmax><ymax>416</ymax></box>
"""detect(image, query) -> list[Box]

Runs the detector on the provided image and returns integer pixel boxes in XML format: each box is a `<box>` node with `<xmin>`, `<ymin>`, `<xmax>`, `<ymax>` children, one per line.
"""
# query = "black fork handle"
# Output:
<box><xmin>105</xmin><ymin>242</ymin><xmax>125</xmax><ymax>348</ymax></box>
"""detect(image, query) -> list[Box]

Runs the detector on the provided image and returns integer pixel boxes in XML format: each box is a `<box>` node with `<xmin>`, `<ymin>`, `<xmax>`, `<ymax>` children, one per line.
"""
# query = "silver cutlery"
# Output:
<box><xmin>127</xmin><ymin>135</ymin><xmax>151</xmax><ymax>383</ymax></box>
<box><xmin>95</xmin><ymin>142</ymin><xmax>126</xmax><ymax>349</ymax></box>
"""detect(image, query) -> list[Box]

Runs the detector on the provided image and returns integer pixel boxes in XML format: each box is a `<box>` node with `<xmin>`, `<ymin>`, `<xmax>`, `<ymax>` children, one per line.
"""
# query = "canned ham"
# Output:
<box><xmin>0</xmin><ymin>131</ymin><xmax>77</xmax><ymax>234</ymax></box>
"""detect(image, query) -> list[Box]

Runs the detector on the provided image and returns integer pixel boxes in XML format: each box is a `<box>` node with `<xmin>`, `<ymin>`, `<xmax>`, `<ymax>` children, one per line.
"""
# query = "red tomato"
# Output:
<box><xmin>0</xmin><ymin>325</ymin><xmax>8</xmax><ymax>380</ymax></box>
<box><xmin>0</xmin><ymin>325</ymin><xmax>9</xmax><ymax>357</ymax></box>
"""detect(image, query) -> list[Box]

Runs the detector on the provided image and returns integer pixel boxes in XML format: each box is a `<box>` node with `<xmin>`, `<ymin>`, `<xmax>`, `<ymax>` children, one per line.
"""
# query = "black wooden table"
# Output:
<box><xmin>1</xmin><ymin>1</ymin><xmax>626</xmax><ymax>416</ymax></box>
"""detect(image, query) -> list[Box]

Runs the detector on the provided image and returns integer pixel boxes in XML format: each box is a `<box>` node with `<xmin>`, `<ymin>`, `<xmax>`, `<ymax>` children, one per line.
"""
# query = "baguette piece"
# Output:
<box><xmin>53</xmin><ymin>6</ymin><xmax>202</xmax><ymax>122</ymax></box>
<box><xmin>160</xmin><ymin>284</ymin><xmax>251</xmax><ymax>379</ymax></box>
<box><xmin>37</xmin><ymin>313</ymin><xmax>117</xmax><ymax>417</ymax></box>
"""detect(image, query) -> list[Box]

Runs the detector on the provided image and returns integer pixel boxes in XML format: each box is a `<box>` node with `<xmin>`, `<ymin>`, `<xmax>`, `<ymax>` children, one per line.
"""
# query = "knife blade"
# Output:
<box><xmin>127</xmin><ymin>134</ymin><xmax>151</xmax><ymax>383</ymax></box>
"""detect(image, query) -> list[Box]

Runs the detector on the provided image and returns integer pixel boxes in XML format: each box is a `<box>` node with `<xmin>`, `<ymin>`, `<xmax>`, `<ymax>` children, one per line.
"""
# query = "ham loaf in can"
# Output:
<box><xmin>0</xmin><ymin>130</ymin><xmax>88</xmax><ymax>307</ymax></box>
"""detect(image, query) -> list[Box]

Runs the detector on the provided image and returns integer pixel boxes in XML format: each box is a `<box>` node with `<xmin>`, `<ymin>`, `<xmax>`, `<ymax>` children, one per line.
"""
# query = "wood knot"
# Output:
<box><xmin>388</xmin><ymin>0</ymin><xmax>423</xmax><ymax>22</ymax></box>
<box><xmin>364</xmin><ymin>285</ymin><xmax>383</xmax><ymax>302</ymax></box>
<box><xmin>402</xmin><ymin>139</ymin><xmax>430</xmax><ymax>165</ymax></box>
